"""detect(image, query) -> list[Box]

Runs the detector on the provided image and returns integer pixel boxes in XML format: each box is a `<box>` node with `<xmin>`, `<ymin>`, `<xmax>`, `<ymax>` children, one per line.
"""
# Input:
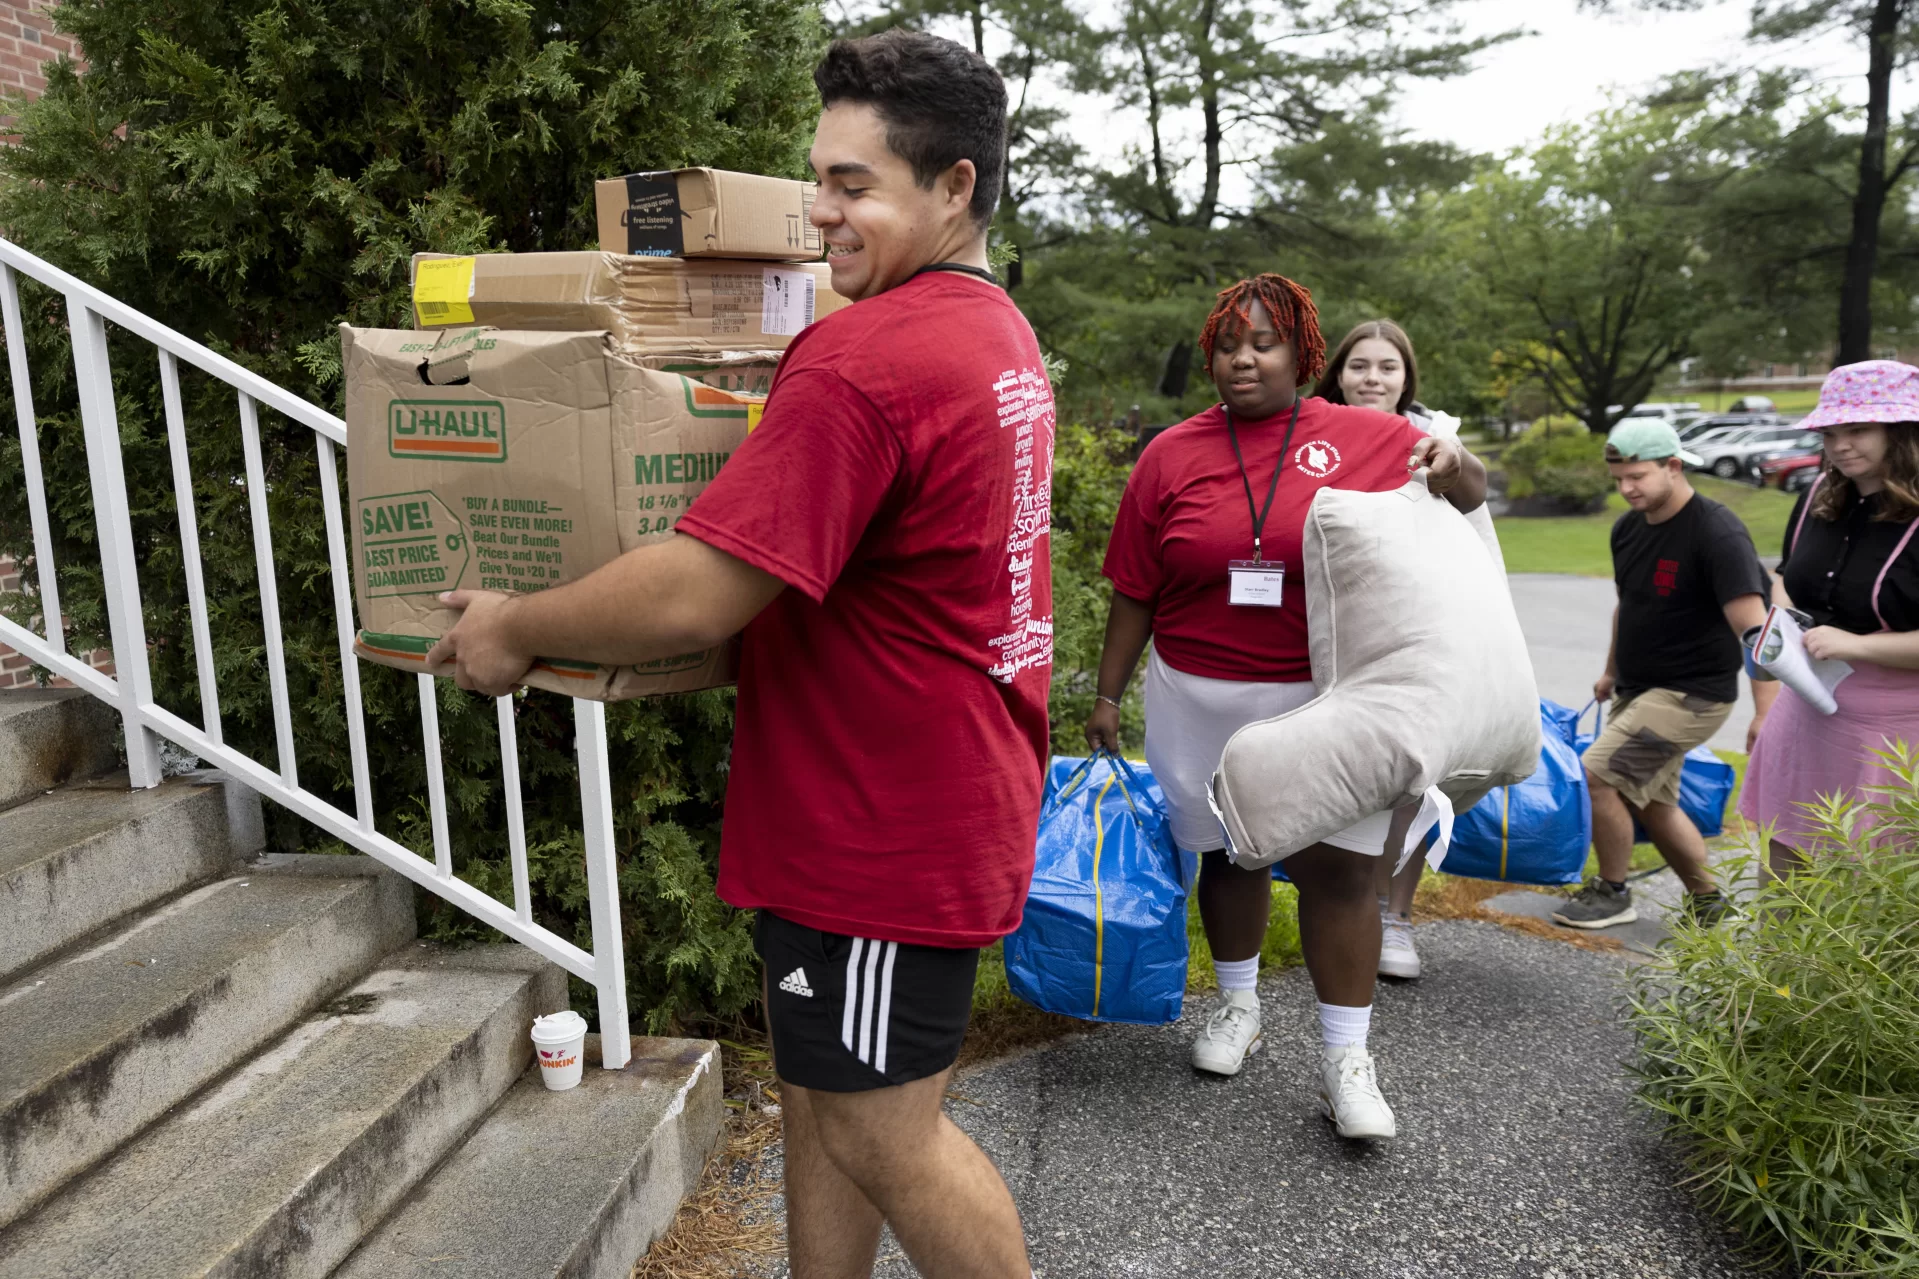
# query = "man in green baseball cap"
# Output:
<box><xmin>1553</xmin><ymin>415</ymin><xmax>1773</xmax><ymax>931</ymax></box>
<box><xmin>1602</xmin><ymin>418</ymin><xmax>1704</xmax><ymax>468</ymax></box>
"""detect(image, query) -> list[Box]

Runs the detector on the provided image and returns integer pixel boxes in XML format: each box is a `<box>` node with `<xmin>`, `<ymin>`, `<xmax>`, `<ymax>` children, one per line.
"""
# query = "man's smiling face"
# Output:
<box><xmin>808</xmin><ymin>102</ymin><xmax>970</xmax><ymax>302</ymax></box>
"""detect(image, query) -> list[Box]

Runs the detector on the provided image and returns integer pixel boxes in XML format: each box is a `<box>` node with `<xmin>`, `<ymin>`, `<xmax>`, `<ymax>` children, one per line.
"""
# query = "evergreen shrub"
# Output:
<box><xmin>1500</xmin><ymin>421</ymin><xmax>1612</xmax><ymax>511</ymax></box>
<box><xmin>1627</xmin><ymin>746</ymin><xmax>1919</xmax><ymax>1275</ymax></box>
<box><xmin>0</xmin><ymin>0</ymin><xmax>823</xmax><ymax>1030</ymax></box>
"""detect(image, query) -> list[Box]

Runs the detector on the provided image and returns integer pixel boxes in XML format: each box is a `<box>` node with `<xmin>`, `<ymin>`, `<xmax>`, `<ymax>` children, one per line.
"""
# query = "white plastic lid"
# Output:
<box><xmin>530</xmin><ymin>1010</ymin><xmax>588</xmax><ymax>1043</ymax></box>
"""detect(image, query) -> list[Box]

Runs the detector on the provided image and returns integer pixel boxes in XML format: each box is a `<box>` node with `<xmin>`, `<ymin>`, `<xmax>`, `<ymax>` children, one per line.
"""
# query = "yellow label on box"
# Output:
<box><xmin>414</xmin><ymin>256</ymin><xmax>477</xmax><ymax>326</ymax></box>
<box><xmin>746</xmin><ymin>402</ymin><xmax>764</xmax><ymax>433</ymax></box>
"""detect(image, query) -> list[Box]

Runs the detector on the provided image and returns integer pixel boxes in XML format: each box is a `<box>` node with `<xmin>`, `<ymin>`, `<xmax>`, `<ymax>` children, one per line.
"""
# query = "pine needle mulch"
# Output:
<box><xmin>1413</xmin><ymin>872</ymin><xmax>1626</xmax><ymax>955</ymax></box>
<box><xmin>630</xmin><ymin>1038</ymin><xmax>785</xmax><ymax>1279</ymax></box>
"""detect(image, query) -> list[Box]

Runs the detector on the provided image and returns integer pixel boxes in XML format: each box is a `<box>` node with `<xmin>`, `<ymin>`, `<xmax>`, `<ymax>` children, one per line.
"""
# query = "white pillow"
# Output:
<box><xmin>1209</xmin><ymin>477</ymin><xmax>1538</xmax><ymax>868</ymax></box>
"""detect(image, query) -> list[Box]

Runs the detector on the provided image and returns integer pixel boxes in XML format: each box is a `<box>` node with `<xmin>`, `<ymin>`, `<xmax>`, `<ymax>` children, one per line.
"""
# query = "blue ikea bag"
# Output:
<box><xmin>1572</xmin><ymin>700</ymin><xmax>1737</xmax><ymax>838</ymax></box>
<box><xmin>1436</xmin><ymin>699</ymin><xmax>1591</xmax><ymax>886</ymax></box>
<box><xmin>1005</xmin><ymin>754</ymin><xmax>1195</xmax><ymax>1025</ymax></box>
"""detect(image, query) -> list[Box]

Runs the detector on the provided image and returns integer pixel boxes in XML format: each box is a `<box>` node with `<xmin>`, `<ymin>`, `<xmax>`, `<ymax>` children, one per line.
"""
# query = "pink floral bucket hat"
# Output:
<box><xmin>1800</xmin><ymin>359</ymin><xmax>1919</xmax><ymax>430</ymax></box>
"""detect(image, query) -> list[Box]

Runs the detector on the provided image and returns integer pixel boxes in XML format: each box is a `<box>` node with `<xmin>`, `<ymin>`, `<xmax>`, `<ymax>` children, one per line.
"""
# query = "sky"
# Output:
<box><xmin>1393</xmin><ymin>0</ymin><xmax>1904</xmax><ymax>155</ymax></box>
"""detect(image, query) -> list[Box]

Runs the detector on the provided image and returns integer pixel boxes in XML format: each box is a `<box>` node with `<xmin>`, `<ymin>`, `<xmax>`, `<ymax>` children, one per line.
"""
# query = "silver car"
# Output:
<box><xmin>1689</xmin><ymin>425</ymin><xmax>1816</xmax><ymax>479</ymax></box>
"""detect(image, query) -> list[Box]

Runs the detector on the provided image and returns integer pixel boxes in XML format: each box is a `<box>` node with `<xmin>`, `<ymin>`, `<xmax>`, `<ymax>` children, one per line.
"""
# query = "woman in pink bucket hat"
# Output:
<box><xmin>1742</xmin><ymin>359</ymin><xmax>1919</xmax><ymax>868</ymax></box>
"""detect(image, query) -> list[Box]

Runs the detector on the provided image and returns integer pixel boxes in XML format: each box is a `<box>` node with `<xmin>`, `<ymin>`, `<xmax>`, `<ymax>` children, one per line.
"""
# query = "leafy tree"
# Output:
<box><xmin>0</xmin><ymin>0</ymin><xmax>824</xmax><ymax>1031</ymax></box>
<box><xmin>1645</xmin><ymin>68</ymin><xmax>1919</xmax><ymax>374</ymax></box>
<box><xmin>1444</xmin><ymin>106</ymin><xmax>1712</xmax><ymax>434</ymax></box>
<box><xmin>1599</xmin><ymin>0</ymin><xmax>1919</xmax><ymax>362</ymax></box>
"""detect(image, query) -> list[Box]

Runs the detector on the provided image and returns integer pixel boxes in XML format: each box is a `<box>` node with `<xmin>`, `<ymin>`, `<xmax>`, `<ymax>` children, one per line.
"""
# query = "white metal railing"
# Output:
<box><xmin>0</xmin><ymin>238</ymin><xmax>630</xmax><ymax>1067</ymax></box>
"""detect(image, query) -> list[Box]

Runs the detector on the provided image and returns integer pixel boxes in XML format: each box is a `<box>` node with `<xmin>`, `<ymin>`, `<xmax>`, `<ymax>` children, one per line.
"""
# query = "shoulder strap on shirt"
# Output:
<box><xmin>1871</xmin><ymin>514</ymin><xmax>1919</xmax><ymax>632</ymax></box>
<box><xmin>1788</xmin><ymin>472</ymin><xmax>1823</xmax><ymax>560</ymax></box>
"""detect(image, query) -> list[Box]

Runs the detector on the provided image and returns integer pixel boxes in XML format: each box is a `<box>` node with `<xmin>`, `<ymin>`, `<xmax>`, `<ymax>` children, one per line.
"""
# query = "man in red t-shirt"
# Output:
<box><xmin>428</xmin><ymin>28</ymin><xmax>1046</xmax><ymax>1279</ymax></box>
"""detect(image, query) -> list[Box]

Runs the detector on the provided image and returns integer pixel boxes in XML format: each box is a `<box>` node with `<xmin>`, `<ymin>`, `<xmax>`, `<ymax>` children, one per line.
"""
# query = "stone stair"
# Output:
<box><xmin>0</xmin><ymin>690</ymin><xmax>723</xmax><ymax>1277</ymax></box>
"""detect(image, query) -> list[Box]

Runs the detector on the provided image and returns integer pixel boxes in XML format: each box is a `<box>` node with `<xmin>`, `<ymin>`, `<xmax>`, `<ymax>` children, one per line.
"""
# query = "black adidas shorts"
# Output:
<box><xmin>755</xmin><ymin>910</ymin><xmax>980</xmax><ymax>1093</ymax></box>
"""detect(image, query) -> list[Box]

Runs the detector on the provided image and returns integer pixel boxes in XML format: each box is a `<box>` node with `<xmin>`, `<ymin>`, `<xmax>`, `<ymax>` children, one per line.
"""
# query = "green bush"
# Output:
<box><xmin>0</xmin><ymin>0</ymin><xmax>823</xmax><ymax>1031</ymax></box>
<box><xmin>1627</xmin><ymin>743</ymin><xmax>1919</xmax><ymax>1275</ymax></box>
<box><xmin>1046</xmin><ymin>420</ymin><xmax>1142</xmax><ymax>754</ymax></box>
<box><xmin>1500</xmin><ymin>422</ymin><xmax>1612</xmax><ymax>508</ymax></box>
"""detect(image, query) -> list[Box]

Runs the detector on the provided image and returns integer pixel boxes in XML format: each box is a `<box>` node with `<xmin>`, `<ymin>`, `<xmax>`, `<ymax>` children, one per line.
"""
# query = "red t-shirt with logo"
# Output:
<box><xmin>678</xmin><ymin>272</ymin><xmax>1055</xmax><ymax>949</ymax></box>
<box><xmin>1103</xmin><ymin>398</ymin><xmax>1427</xmax><ymax>682</ymax></box>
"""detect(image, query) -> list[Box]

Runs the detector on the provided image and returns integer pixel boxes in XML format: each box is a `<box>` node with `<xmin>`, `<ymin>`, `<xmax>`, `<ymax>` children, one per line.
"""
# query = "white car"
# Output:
<box><xmin>1689</xmin><ymin>425</ymin><xmax>1819</xmax><ymax>480</ymax></box>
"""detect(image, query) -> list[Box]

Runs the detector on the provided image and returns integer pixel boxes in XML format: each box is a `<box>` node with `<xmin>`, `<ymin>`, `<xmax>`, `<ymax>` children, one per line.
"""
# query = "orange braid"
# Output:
<box><xmin>1197</xmin><ymin>273</ymin><xmax>1326</xmax><ymax>387</ymax></box>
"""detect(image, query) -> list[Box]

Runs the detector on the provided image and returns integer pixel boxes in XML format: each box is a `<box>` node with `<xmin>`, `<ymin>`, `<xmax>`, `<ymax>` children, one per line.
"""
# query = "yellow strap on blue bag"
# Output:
<box><xmin>1089</xmin><ymin>769</ymin><xmax>1118</xmax><ymax>1019</ymax></box>
<box><xmin>1498</xmin><ymin>786</ymin><xmax>1511</xmax><ymax>880</ymax></box>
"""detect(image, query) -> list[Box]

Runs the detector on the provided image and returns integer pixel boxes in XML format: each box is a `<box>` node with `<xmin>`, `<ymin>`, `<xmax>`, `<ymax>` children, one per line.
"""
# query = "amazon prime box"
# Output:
<box><xmin>595</xmin><ymin>168</ymin><xmax>821</xmax><ymax>260</ymax></box>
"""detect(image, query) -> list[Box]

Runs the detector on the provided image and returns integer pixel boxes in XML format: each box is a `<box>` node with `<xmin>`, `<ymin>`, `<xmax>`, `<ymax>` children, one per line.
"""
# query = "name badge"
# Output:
<box><xmin>1228</xmin><ymin>559</ymin><xmax>1285</xmax><ymax>607</ymax></box>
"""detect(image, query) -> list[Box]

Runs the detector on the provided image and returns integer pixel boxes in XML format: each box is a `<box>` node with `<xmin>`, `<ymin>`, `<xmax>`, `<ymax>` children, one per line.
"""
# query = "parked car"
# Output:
<box><xmin>1690</xmin><ymin>425</ymin><xmax>1819</xmax><ymax>479</ymax></box>
<box><xmin>1679</xmin><ymin>413</ymin><xmax>1786</xmax><ymax>445</ymax></box>
<box><xmin>1756</xmin><ymin>450</ymin><xmax>1823</xmax><ymax>492</ymax></box>
<box><xmin>1728</xmin><ymin>395</ymin><xmax>1776</xmax><ymax>414</ymax></box>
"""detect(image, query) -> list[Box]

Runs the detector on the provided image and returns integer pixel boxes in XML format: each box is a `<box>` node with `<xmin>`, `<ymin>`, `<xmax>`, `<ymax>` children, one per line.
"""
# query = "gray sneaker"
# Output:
<box><xmin>1552</xmin><ymin>879</ymin><xmax>1637</xmax><ymax>929</ymax></box>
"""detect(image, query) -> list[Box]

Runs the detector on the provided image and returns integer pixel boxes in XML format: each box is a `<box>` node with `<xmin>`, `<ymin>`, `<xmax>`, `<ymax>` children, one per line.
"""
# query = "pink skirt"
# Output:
<box><xmin>1740</xmin><ymin>659</ymin><xmax>1919</xmax><ymax>848</ymax></box>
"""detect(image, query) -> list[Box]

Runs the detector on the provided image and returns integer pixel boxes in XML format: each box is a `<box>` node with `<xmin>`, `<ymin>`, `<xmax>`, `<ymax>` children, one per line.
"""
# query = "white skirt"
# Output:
<box><xmin>1141</xmin><ymin>650</ymin><xmax>1394</xmax><ymax>856</ymax></box>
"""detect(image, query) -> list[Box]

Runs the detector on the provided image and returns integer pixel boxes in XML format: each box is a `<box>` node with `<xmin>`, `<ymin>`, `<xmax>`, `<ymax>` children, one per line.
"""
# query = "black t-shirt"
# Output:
<box><xmin>1780</xmin><ymin>486</ymin><xmax>1919</xmax><ymax>634</ymax></box>
<box><xmin>1612</xmin><ymin>494</ymin><xmax>1770</xmax><ymax>702</ymax></box>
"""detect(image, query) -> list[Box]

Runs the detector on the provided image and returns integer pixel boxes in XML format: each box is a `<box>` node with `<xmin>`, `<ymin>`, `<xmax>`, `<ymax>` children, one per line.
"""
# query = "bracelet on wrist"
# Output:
<box><xmin>1095</xmin><ymin>694</ymin><xmax>1123</xmax><ymax>710</ymax></box>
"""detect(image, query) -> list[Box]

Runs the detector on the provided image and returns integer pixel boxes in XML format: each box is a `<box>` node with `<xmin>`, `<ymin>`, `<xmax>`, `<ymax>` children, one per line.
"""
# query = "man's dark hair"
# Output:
<box><xmin>814</xmin><ymin>29</ymin><xmax>1007</xmax><ymax>228</ymax></box>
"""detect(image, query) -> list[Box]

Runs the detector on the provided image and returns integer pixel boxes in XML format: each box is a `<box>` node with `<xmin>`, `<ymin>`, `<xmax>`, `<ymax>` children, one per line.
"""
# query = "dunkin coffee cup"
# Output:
<box><xmin>530</xmin><ymin>1010</ymin><xmax>588</xmax><ymax>1091</ymax></box>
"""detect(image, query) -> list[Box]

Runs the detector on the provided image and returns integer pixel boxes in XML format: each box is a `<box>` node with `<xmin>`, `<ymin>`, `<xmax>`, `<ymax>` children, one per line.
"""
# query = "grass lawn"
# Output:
<box><xmin>1495</xmin><ymin>476</ymin><xmax>1797</xmax><ymax>577</ymax></box>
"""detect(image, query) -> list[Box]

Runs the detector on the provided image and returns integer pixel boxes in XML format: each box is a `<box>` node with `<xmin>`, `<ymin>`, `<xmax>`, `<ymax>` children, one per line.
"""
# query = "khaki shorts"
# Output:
<box><xmin>1583</xmin><ymin>687</ymin><xmax>1732</xmax><ymax>810</ymax></box>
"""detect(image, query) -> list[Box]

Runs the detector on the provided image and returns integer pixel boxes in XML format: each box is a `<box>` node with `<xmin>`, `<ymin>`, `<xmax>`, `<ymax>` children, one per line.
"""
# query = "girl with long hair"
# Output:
<box><xmin>1742</xmin><ymin>360</ymin><xmax>1919</xmax><ymax>865</ymax></box>
<box><xmin>1316</xmin><ymin>319</ymin><xmax>1481</xmax><ymax>980</ymax></box>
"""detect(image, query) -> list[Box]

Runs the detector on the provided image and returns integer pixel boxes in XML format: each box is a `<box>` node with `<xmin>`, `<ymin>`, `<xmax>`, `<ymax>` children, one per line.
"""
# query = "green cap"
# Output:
<box><xmin>1605</xmin><ymin>419</ymin><xmax>1702</xmax><ymax>467</ymax></box>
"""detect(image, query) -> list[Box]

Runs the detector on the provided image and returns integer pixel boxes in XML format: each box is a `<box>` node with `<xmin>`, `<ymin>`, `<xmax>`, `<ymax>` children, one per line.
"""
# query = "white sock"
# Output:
<box><xmin>1215</xmin><ymin>957</ymin><xmax>1259</xmax><ymax>993</ymax></box>
<box><xmin>1318</xmin><ymin>1002</ymin><xmax>1372</xmax><ymax>1050</ymax></box>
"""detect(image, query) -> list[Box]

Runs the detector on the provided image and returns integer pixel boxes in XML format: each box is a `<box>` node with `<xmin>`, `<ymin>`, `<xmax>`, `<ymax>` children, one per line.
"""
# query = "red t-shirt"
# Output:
<box><xmin>1103</xmin><ymin>398</ymin><xmax>1427</xmax><ymax>682</ymax></box>
<box><xmin>678</xmin><ymin>272</ymin><xmax>1055</xmax><ymax>948</ymax></box>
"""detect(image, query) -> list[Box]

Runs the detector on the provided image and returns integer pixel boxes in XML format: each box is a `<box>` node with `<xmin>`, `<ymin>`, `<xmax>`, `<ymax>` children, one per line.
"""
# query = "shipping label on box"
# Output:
<box><xmin>411</xmin><ymin>253</ymin><xmax>851</xmax><ymax>354</ymax></box>
<box><xmin>595</xmin><ymin>168</ymin><xmax>822</xmax><ymax>261</ymax></box>
<box><xmin>343</xmin><ymin>324</ymin><xmax>759</xmax><ymax>700</ymax></box>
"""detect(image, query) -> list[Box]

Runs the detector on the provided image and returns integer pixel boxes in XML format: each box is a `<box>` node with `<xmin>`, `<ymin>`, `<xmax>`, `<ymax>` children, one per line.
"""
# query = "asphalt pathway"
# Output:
<box><xmin>753</xmin><ymin>923</ymin><xmax>1774</xmax><ymax>1279</ymax></box>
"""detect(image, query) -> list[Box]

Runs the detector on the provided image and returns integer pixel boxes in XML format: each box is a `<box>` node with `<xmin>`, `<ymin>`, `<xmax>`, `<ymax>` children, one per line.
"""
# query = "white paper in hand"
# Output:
<box><xmin>1752</xmin><ymin>606</ymin><xmax>1851</xmax><ymax>715</ymax></box>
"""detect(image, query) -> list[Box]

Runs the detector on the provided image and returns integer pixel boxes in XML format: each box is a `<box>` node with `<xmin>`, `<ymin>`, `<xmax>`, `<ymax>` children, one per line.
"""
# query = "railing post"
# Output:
<box><xmin>573</xmin><ymin>698</ymin><xmax>631</xmax><ymax>1068</ymax></box>
<box><xmin>67</xmin><ymin>299</ymin><xmax>162</xmax><ymax>787</ymax></box>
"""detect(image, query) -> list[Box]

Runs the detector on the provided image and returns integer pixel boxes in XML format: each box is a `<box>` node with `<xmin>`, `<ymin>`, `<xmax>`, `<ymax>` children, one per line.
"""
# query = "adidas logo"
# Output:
<box><xmin>778</xmin><ymin>967</ymin><xmax>814</xmax><ymax>998</ymax></box>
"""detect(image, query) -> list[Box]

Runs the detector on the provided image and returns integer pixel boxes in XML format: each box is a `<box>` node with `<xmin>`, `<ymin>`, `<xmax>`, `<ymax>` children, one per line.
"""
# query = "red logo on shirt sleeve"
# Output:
<box><xmin>1654</xmin><ymin>557</ymin><xmax>1679</xmax><ymax>597</ymax></box>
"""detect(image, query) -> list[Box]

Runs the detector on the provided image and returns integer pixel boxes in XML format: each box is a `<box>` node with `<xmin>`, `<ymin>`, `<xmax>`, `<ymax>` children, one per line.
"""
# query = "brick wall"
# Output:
<box><xmin>0</xmin><ymin>0</ymin><xmax>77</xmax><ymax>99</ymax></box>
<box><xmin>0</xmin><ymin>4</ymin><xmax>109</xmax><ymax>688</ymax></box>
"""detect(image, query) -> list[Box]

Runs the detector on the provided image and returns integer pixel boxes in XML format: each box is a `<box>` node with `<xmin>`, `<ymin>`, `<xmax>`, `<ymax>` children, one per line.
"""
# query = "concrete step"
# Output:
<box><xmin>0</xmin><ymin>688</ymin><xmax>120</xmax><ymax>812</ymax></box>
<box><xmin>0</xmin><ymin>855</ymin><xmax>415</xmax><ymax>1226</ymax></box>
<box><xmin>0</xmin><ymin>773</ymin><xmax>261</xmax><ymax>982</ymax></box>
<box><xmin>334</xmin><ymin>1034</ymin><xmax>723</xmax><ymax>1279</ymax></box>
<box><xmin>0</xmin><ymin>944</ymin><xmax>565</xmax><ymax>1279</ymax></box>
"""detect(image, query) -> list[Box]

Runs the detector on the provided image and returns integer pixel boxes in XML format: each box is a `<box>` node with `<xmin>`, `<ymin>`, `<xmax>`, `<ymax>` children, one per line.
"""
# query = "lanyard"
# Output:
<box><xmin>910</xmin><ymin>262</ymin><xmax>1001</xmax><ymax>286</ymax></box>
<box><xmin>1225</xmin><ymin>400</ymin><xmax>1301</xmax><ymax>564</ymax></box>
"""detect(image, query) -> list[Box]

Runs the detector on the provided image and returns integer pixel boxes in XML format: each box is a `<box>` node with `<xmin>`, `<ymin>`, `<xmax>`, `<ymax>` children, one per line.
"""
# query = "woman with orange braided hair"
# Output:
<box><xmin>1087</xmin><ymin>273</ymin><xmax>1486</xmax><ymax>1141</ymax></box>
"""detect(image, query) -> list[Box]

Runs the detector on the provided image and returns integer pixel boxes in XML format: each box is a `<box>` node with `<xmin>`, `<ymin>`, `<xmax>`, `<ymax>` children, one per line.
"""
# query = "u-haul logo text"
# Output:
<box><xmin>389</xmin><ymin>399</ymin><xmax>507</xmax><ymax>462</ymax></box>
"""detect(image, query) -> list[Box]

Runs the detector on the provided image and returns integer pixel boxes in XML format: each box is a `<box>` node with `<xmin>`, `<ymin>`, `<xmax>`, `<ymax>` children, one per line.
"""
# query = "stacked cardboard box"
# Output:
<box><xmin>344</xmin><ymin>168</ymin><xmax>835</xmax><ymax>700</ymax></box>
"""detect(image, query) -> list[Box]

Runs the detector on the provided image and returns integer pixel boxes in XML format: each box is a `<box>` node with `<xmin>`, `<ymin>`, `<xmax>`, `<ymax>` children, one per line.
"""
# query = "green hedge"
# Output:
<box><xmin>0</xmin><ymin>0</ymin><xmax>824</xmax><ymax>1031</ymax></box>
<box><xmin>1628</xmin><ymin>745</ymin><xmax>1919</xmax><ymax>1274</ymax></box>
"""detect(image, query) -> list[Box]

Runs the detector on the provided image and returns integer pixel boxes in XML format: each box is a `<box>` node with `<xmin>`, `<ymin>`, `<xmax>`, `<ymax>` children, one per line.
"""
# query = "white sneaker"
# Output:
<box><xmin>1378</xmin><ymin>913</ymin><xmax>1421</xmax><ymax>980</ymax></box>
<box><xmin>1191</xmin><ymin>988</ymin><xmax>1261</xmax><ymax>1076</ymax></box>
<box><xmin>1317</xmin><ymin>1044</ymin><xmax>1396</xmax><ymax>1140</ymax></box>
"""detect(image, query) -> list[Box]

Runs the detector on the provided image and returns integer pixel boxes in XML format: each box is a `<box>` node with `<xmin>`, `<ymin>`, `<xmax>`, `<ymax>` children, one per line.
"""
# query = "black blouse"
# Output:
<box><xmin>1780</xmin><ymin>486</ymin><xmax>1919</xmax><ymax>634</ymax></box>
